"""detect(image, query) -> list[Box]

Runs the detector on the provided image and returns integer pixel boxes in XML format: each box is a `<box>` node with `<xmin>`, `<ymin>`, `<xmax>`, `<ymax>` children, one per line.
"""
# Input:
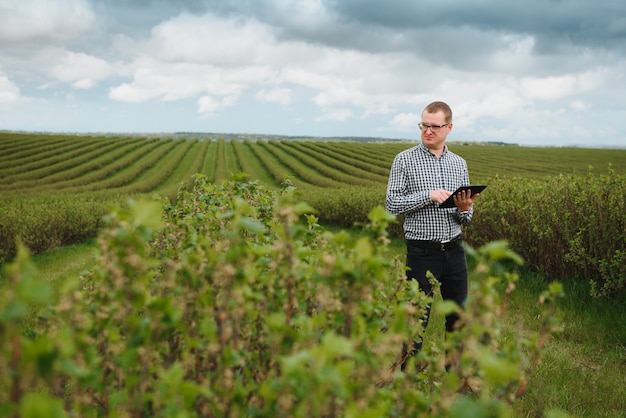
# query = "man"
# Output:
<box><xmin>385</xmin><ymin>101</ymin><xmax>479</xmax><ymax>365</ymax></box>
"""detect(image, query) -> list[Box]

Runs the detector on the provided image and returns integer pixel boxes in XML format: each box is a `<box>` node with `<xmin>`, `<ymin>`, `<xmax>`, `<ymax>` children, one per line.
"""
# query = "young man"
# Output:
<box><xmin>385</xmin><ymin>101</ymin><xmax>480</xmax><ymax>364</ymax></box>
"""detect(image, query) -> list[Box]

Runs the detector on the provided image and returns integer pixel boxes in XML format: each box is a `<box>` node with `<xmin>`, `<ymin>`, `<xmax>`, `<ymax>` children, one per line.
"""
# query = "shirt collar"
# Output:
<box><xmin>418</xmin><ymin>142</ymin><xmax>448</xmax><ymax>157</ymax></box>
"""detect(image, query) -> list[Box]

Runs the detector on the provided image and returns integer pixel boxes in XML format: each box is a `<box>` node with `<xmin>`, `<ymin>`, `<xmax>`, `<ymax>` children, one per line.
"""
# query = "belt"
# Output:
<box><xmin>406</xmin><ymin>236</ymin><xmax>463</xmax><ymax>252</ymax></box>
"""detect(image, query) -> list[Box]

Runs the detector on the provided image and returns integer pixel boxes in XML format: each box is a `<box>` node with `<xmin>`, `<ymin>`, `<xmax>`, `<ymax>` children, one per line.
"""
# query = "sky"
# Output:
<box><xmin>1</xmin><ymin>0</ymin><xmax>625</xmax><ymax>147</ymax></box>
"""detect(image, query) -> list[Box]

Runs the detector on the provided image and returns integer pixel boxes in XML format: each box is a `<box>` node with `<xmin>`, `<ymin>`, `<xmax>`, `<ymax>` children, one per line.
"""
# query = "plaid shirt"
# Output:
<box><xmin>385</xmin><ymin>142</ymin><xmax>473</xmax><ymax>241</ymax></box>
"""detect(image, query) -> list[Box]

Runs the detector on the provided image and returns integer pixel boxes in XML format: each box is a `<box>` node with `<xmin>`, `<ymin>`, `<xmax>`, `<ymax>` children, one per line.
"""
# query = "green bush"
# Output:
<box><xmin>0</xmin><ymin>194</ymin><xmax>110</xmax><ymax>263</ymax></box>
<box><xmin>302</xmin><ymin>185</ymin><xmax>404</xmax><ymax>233</ymax></box>
<box><xmin>0</xmin><ymin>176</ymin><xmax>565</xmax><ymax>417</ymax></box>
<box><xmin>467</xmin><ymin>167</ymin><xmax>625</xmax><ymax>296</ymax></box>
<box><xmin>3</xmin><ymin>168</ymin><xmax>622</xmax><ymax>298</ymax></box>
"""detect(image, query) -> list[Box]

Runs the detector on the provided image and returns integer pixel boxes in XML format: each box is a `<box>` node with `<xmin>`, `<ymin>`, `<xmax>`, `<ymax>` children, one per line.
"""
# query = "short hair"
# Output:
<box><xmin>423</xmin><ymin>101</ymin><xmax>452</xmax><ymax>123</ymax></box>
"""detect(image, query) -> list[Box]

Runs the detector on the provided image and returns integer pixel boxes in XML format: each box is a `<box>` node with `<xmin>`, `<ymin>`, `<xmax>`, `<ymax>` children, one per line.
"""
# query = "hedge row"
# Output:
<box><xmin>466</xmin><ymin>167</ymin><xmax>625</xmax><ymax>297</ymax></box>
<box><xmin>303</xmin><ymin>170</ymin><xmax>625</xmax><ymax>297</ymax></box>
<box><xmin>0</xmin><ymin>193</ymin><xmax>117</xmax><ymax>263</ymax></box>
<box><xmin>1</xmin><ymin>170</ymin><xmax>623</xmax><ymax>296</ymax></box>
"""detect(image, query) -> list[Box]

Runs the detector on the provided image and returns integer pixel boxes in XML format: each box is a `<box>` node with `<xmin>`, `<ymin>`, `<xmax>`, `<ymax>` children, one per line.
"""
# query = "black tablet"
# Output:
<box><xmin>439</xmin><ymin>185</ymin><xmax>487</xmax><ymax>208</ymax></box>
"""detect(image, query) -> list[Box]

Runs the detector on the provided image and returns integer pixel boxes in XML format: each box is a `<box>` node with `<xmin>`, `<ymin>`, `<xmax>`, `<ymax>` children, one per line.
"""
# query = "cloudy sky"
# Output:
<box><xmin>1</xmin><ymin>0</ymin><xmax>625</xmax><ymax>147</ymax></box>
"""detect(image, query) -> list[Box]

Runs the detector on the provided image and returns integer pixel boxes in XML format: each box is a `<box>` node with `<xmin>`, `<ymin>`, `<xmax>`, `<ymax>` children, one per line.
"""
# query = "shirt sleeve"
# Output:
<box><xmin>455</xmin><ymin>161</ymin><xmax>473</xmax><ymax>225</ymax></box>
<box><xmin>385</xmin><ymin>154</ymin><xmax>431</xmax><ymax>215</ymax></box>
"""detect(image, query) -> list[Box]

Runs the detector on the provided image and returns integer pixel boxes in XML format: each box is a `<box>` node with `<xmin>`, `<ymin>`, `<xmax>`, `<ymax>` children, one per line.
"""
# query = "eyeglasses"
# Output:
<box><xmin>418</xmin><ymin>122</ymin><xmax>450</xmax><ymax>132</ymax></box>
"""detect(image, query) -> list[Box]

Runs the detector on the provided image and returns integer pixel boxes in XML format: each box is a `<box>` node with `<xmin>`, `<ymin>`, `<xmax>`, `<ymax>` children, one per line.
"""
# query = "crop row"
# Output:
<box><xmin>0</xmin><ymin>137</ymin><xmax>148</xmax><ymax>190</ymax></box>
<box><xmin>1</xmin><ymin>135</ymin><xmax>402</xmax><ymax>196</ymax></box>
<box><xmin>3</xmin><ymin>133</ymin><xmax>626</xmax><ymax>198</ymax></box>
<box><xmin>0</xmin><ymin>133</ymin><xmax>86</xmax><ymax>166</ymax></box>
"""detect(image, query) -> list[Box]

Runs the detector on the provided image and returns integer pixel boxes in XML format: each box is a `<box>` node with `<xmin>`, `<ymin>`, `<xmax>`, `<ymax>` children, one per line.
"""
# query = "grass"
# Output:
<box><xmin>384</xmin><ymin>233</ymin><xmax>626</xmax><ymax>417</ymax></box>
<box><xmin>504</xmin><ymin>272</ymin><xmax>626</xmax><ymax>417</ymax></box>
<box><xmin>25</xmin><ymin>239</ymin><xmax>99</xmax><ymax>282</ymax></box>
<box><xmin>468</xmin><ymin>263</ymin><xmax>626</xmax><ymax>417</ymax></box>
<box><xmin>3</xmin><ymin>235</ymin><xmax>625</xmax><ymax>417</ymax></box>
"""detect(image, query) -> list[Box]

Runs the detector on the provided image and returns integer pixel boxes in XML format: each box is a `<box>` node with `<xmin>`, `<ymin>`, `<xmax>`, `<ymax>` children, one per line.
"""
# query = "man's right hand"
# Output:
<box><xmin>430</xmin><ymin>189</ymin><xmax>453</xmax><ymax>204</ymax></box>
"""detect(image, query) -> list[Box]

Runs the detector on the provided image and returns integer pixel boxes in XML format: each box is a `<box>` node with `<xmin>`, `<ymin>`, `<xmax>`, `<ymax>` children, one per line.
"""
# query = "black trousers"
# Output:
<box><xmin>405</xmin><ymin>242</ymin><xmax>468</xmax><ymax>354</ymax></box>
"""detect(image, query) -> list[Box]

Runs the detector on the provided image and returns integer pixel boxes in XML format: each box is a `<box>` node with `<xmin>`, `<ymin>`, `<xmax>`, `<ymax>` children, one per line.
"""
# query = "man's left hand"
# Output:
<box><xmin>453</xmin><ymin>189</ymin><xmax>479</xmax><ymax>212</ymax></box>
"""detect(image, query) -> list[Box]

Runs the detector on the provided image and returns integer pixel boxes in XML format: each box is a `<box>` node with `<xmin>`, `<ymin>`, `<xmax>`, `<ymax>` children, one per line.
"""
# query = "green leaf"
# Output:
<box><xmin>239</xmin><ymin>216</ymin><xmax>266</xmax><ymax>234</ymax></box>
<box><xmin>292</xmin><ymin>202</ymin><xmax>316</xmax><ymax>215</ymax></box>
<box><xmin>0</xmin><ymin>301</ymin><xmax>27</xmax><ymax>321</ymax></box>
<box><xmin>545</xmin><ymin>409</ymin><xmax>571</xmax><ymax>418</ymax></box>
<box><xmin>354</xmin><ymin>237</ymin><xmax>373</xmax><ymax>263</ymax></box>
<box><xmin>368</xmin><ymin>205</ymin><xmax>396</xmax><ymax>223</ymax></box>
<box><xmin>479</xmin><ymin>240</ymin><xmax>524</xmax><ymax>265</ymax></box>
<box><xmin>282</xmin><ymin>350</ymin><xmax>313</xmax><ymax>374</ymax></box>
<box><xmin>19</xmin><ymin>392</ymin><xmax>67</xmax><ymax>418</ymax></box>
<box><xmin>159</xmin><ymin>362</ymin><xmax>185</xmax><ymax>387</ymax></box>
<box><xmin>321</xmin><ymin>332</ymin><xmax>353</xmax><ymax>357</ymax></box>
<box><xmin>435</xmin><ymin>300</ymin><xmax>459</xmax><ymax>316</ymax></box>
<box><xmin>131</xmin><ymin>198</ymin><xmax>164</xmax><ymax>231</ymax></box>
<box><xmin>478</xmin><ymin>348</ymin><xmax>519</xmax><ymax>385</ymax></box>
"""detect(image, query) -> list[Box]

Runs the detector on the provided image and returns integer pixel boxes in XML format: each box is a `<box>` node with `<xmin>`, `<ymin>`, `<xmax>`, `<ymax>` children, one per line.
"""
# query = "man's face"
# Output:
<box><xmin>420</xmin><ymin>110</ymin><xmax>452</xmax><ymax>151</ymax></box>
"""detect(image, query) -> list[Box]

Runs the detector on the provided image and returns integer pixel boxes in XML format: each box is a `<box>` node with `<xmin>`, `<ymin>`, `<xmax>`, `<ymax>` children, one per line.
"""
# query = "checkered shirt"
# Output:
<box><xmin>385</xmin><ymin>142</ymin><xmax>473</xmax><ymax>241</ymax></box>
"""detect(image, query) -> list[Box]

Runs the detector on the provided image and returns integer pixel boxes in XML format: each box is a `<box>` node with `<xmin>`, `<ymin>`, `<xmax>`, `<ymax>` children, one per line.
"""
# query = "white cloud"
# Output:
<box><xmin>107</xmin><ymin>82</ymin><xmax>145</xmax><ymax>103</ymax></box>
<box><xmin>0</xmin><ymin>0</ymin><xmax>96</xmax><ymax>44</ymax></box>
<box><xmin>255</xmin><ymin>88</ymin><xmax>292</xmax><ymax>106</ymax></box>
<box><xmin>570</xmin><ymin>100</ymin><xmax>589</xmax><ymax>111</ymax></box>
<box><xmin>521</xmin><ymin>75</ymin><xmax>578</xmax><ymax>100</ymax></box>
<box><xmin>389</xmin><ymin>112</ymin><xmax>421</xmax><ymax>132</ymax></box>
<box><xmin>48</xmin><ymin>50</ymin><xmax>113</xmax><ymax>89</ymax></box>
<box><xmin>104</xmin><ymin>8</ymin><xmax>619</xmax><ymax>141</ymax></box>
<box><xmin>108</xmin><ymin>55</ymin><xmax>265</xmax><ymax>104</ymax></box>
<box><xmin>106</xmin><ymin>13</ymin><xmax>280</xmax><ymax>109</ymax></box>
<box><xmin>108</xmin><ymin>11</ymin><xmax>438</xmax><ymax>118</ymax></box>
<box><xmin>315</xmin><ymin>108</ymin><xmax>353</xmax><ymax>122</ymax></box>
<box><xmin>198</xmin><ymin>95</ymin><xmax>238</xmax><ymax>115</ymax></box>
<box><xmin>0</xmin><ymin>69</ymin><xmax>20</xmax><ymax>103</ymax></box>
<box><xmin>149</xmin><ymin>13</ymin><xmax>275</xmax><ymax>66</ymax></box>
<box><xmin>520</xmin><ymin>68</ymin><xmax>611</xmax><ymax>101</ymax></box>
<box><xmin>279</xmin><ymin>67</ymin><xmax>334</xmax><ymax>91</ymax></box>
<box><xmin>109</xmin><ymin>13</ymin><xmax>388</xmax><ymax>116</ymax></box>
<box><xmin>488</xmin><ymin>34</ymin><xmax>536</xmax><ymax>72</ymax></box>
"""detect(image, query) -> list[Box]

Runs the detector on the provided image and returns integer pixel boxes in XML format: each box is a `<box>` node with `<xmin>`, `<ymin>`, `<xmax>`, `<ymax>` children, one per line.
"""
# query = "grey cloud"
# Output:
<box><xmin>239</xmin><ymin>0</ymin><xmax>626</xmax><ymax>79</ymax></box>
<box><xmin>92</xmin><ymin>0</ymin><xmax>216</xmax><ymax>37</ymax></box>
<box><xmin>0</xmin><ymin>1</ymin><xmax>97</xmax><ymax>45</ymax></box>
<box><xmin>139</xmin><ymin>0</ymin><xmax>621</xmax><ymax>78</ymax></box>
<box><xmin>328</xmin><ymin>0</ymin><xmax>626</xmax><ymax>50</ymax></box>
<box><xmin>89</xmin><ymin>0</ymin><xmax>626</xmax><ymax>57</ymax></box>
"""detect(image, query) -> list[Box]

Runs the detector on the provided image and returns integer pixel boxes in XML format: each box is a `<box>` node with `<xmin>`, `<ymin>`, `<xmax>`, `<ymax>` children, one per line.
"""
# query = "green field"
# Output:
<box><xmin>2</xmin><ymin>133</ymin><xmax>625</xmax><ymax>196</ymax></box>
<box><xmin>1</xmin><ymin>132</ymin><xmax>625</xmax><ymax>416</ymax></box>
<box><xmin>1</xmin><ymin>131</ymin><xmax>624</xmax><ymax>291</ymax></box>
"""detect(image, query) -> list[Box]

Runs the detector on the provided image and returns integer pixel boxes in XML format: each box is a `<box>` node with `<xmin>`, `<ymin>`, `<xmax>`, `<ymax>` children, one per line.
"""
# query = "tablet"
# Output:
<box><xmin>439</xmin><ymin>185</ymin><xmax>487</xmax><ymax>208</ymax></box>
